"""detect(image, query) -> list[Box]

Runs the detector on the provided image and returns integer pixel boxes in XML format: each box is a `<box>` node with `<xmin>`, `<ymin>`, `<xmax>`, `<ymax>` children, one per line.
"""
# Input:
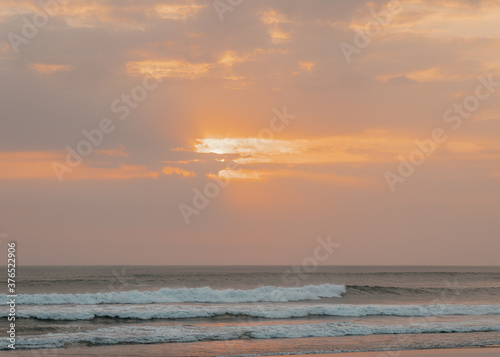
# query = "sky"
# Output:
<box><xmin>0</xmin><ymin>0</ymin><xmax>499</xmax><ymax>265</ymax></box>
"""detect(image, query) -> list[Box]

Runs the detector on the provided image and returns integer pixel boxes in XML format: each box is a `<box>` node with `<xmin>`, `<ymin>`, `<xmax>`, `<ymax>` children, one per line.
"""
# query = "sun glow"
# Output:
<box><xmin>193</xmin><ymin>133</ymin><xmax>415</xmax><ymax>165</ymax></box>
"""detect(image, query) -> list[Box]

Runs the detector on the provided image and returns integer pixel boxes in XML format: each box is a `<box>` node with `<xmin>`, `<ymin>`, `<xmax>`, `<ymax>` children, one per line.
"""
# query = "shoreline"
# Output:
<box><xmin>5</xmin><ymin>345</ymin><xmax>500</xmax><ymax>357</ymax></box>
<box><xmin>263</xmin><ymin>346</ymin><xmax>500</xmax><ymax>357</ymax></box>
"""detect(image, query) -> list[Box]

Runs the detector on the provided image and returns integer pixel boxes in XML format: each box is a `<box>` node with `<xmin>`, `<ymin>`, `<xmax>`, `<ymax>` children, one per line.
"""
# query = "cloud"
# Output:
<box><xmin>0</xmin><ymin>150</ymin><xmax>158</xmax><ymax>180</ymax></box>
<box><xmin>127</xmin><ymin>60</ymin><xmax>211</xmax><ymax>79</ymax></box>
<box><xmin>162</xmin><ymin>166</ymin><xmax>196</xmax><ymax>177</ymax></box>
<box><xmin>29</xmin><ymin>63</ymin><xmax>72</xmax><ymax>73</ymax></box>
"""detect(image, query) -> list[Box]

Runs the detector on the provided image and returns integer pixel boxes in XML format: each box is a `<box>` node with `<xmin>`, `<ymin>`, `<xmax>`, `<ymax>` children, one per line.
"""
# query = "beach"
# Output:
<box><xmin>276</xmin><ymin>347</ymin><xmax>500</xmax><ymax>357</ymax></box>
<box><xmin>4</xmin><ymin>346</ymin><xmax>500</xmax><ymax>357</ymax></box>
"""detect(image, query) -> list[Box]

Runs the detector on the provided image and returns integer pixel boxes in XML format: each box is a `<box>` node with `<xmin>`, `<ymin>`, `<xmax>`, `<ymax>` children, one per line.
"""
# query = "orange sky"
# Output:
<box><xmin>0</xmin><ymin>0</ymin><xmax>499</xmax><ymax>265</ymax></box>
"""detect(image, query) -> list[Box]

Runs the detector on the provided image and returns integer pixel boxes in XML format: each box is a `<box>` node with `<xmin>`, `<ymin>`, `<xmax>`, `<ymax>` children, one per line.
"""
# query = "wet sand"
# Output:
<box><xmin>265</xmin><ymin>347</ymin><xmax>500</xmax><ymax>357</ymax></box>
<box><xmin>4</xmin><ymin>346</ymin><xmax>500</xmax><ymax>357</ymax></box>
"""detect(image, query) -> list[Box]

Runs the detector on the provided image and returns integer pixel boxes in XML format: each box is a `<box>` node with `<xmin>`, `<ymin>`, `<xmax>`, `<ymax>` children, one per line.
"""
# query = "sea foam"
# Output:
<box><xmin>5</xmin><ymin>303</ymin><xmax>500</xmax><ymax>321</ymax></box>
<box><xmin>1</xmin><ymin>284</ymin><xmax>346</xmax><ymax>305</ymax></box>
<box><xmin>8</xmin><ymin>319</ymin><xmax>500</xmax><ymax>349</ymax></box>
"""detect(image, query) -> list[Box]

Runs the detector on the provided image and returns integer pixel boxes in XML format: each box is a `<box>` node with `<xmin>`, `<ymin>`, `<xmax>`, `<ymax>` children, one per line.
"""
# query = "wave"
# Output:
<box><xmin>0</xmin><ymin>284</ymin><xmax>345</xmax><ymax>305</ymax></box>
<box><xmin>5</xmin><ymin>303</ymin><xmax>500</xmax><ymax>321</ymax></box>
<box><xmin>8</xmin><ymin>319</ymin><xmax>500</xmax><ymax>350</ymax></box>
<box><xmin>345</xmin><ymin>285</ymin><xmax>500</xmax><ymax>296</ymax></box>
<box><xmin>7</xmin><ymin>284</ymin><xmax>499</xmax><ymax>306</ymax></box>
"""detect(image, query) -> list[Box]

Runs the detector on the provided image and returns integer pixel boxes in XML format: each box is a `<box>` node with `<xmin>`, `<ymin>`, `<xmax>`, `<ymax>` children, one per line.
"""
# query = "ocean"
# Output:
<box><xmin>1</xmin><ymin>266</ymin><xmax>500</xmax><ymax>356</ymax></box>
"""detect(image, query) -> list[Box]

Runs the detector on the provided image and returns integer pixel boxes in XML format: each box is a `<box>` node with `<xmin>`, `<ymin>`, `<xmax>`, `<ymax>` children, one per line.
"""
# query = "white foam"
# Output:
<box><xmin>0</xmin><ymin>284</ymin><xmax>346</xmax><ymax>305</ymax></box>
<box><xmin>9</xmin><ymin>318</ymin><xmax>500</xmax><ymax>350</ymax></box>
<box><xmin>4</xmin><ymin>303</ymin><xmax>500</xmax><ymax>321</ymax></box>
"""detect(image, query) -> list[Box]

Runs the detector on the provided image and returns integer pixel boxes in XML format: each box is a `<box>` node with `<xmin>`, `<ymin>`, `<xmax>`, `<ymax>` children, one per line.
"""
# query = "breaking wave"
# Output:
<box><xmin>2</xmin><ymin>284</ymin><xmax>346</xmax><ymax>305</ymax></box>
<box><xmin>6</xmin><ymin>303</ymin><xmax>500</xmax><ymax>321</ymax></box>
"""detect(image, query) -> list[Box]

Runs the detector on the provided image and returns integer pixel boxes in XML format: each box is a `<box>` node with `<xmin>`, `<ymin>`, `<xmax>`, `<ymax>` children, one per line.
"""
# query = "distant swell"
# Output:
<box><xmin>7</xmin><ymin>303</ymin><xmax>500</xmax><ymax>321</ymax></box>
<box><xmin>3</xmin><ymin>284</ymin><xmax>346</xmax><ymax>305</ymax></box>
<box><xmin>345</xmin><ymin>285</ymin><xmax>500</xmax><ymax>296</ymax></box>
